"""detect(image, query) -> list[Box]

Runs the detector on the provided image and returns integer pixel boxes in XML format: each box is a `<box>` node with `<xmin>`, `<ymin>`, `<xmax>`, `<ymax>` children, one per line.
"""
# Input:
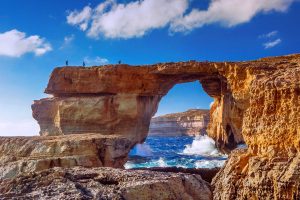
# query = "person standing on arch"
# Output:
<box><xmin>66</xmin><ymin>60</ymin><xmax>68</xmax><ymax>66</ymax></box>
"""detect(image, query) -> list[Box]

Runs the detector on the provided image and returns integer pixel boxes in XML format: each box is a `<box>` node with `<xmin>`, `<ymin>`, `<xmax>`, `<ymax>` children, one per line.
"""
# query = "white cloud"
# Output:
<box><xmin>84</xmin><ymin>56</ymin><xmax>109</xmax><ymax>65</ymax></box>
<box><xmin>60</xmin><ymin>34</ymin><xmax>75</xmax><ymax>49</ymax></box>
<box><xmin>170</xmin><ymin>0</ymin><xmax>294</xmax><ymax>33</ymax></box>
<box><xmin>259</xmin><ymin>30</ymin><xmax>278</xmax><ymax>38</ymax></box>
<box><xmin>263</xmin><ymin>38</ymin><xmax>281</xmax><ymax>49</ymax></box>
<box><xmin>67</xmin><ymin>0</ymin><xmax>296</xmax><ymax>38</ymax></box>
<box><xmin>0</xmin><ymin>119</ymin><xmax>39</xmax><ymax>136</ymax></box>
<box><xmin>67</xmin><ymin>6</ymin><xmax>92</xmax><ymax>31</ymax></box>
<box><xmin>67</xmin><ymin>0</ymin><xmax>189</xmax><ymax>39</ymax></box>
<box><xmin>0</xmin><ymin>29</ymin><xmax>52</xmax><ymax>57</ymax></box>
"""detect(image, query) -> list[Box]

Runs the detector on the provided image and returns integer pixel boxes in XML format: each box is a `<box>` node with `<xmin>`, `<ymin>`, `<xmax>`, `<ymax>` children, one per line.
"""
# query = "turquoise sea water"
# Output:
<box><xmin>124</xmin><ymin>135</ymin><xmax>229</xmax><ymax>169</ymax></box>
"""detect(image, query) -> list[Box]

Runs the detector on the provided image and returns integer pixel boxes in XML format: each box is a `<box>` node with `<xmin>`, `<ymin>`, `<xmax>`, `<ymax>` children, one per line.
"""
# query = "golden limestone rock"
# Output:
<box><xmin>212</xmin><ymin>55</ymin><xmax>300</xmax><ymax>199</ymax></box>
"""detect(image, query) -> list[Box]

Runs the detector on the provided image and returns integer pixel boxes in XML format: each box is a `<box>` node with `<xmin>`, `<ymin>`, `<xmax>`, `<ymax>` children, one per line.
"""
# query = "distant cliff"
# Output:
<box><xmin>149</xmin><ymin>109</ymin><xmax>210</xmax><ymax>137</ymax></box>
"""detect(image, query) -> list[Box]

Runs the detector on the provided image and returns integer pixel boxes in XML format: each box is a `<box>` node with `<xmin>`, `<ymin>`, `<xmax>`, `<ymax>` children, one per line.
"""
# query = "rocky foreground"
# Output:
<box><xmin>0</xmin><ymin>167</ymin><xmax>212</xmax><ymax>200</ymax></box>
<box><xmin>149</xmin><ymin>109</ymin><xmax>210</xmax><ymax>136</ymax></box>
<box><xmin>0</xmin><ymin>54</ymin><xmax>299</xmax><ymax>199</ymax></box>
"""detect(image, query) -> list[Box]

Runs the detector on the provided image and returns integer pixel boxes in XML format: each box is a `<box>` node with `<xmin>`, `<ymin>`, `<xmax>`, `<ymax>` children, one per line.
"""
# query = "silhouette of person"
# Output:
<box><xmin>118</xmin><ymin>60</ymin><xmax>121</xmax><ymax>64</ymax></box>
<box><xmin>66</xmin><ymin>60</ymin><xmax>68</xmax><ymax>66</ymax></box>
<box><xmin>83</xmin><ymin>61</ymin><xmax>85</xmax><ymax>67</ymax></box>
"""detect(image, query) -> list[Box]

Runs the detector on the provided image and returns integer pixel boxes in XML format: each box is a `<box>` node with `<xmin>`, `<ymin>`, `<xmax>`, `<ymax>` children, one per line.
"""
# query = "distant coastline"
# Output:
<box><xmin>149</xmin><ymin>109</ymin><xmax>210</xmax><ymax>137</ymax></box>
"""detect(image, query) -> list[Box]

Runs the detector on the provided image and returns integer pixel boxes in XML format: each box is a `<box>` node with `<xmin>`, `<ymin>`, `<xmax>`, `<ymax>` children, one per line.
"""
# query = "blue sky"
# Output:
<box><xmin>0</xmin><ymin>0</ymin><xmax>299</xmax><ymax>136</ymax></box>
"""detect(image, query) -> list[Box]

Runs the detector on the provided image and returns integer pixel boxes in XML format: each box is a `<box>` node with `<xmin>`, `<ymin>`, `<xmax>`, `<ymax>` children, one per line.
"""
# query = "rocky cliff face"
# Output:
<box><xmin>212</xmin><ymin>55</ymin><xmax>300</xmax><ymax>199</ymax></box>
<box><xmin>0</xmin><ymin>167</ymin><xmax>212</xmax><ymax>200</ymax></box>
<box><xmin>28</xmin><ymin>54</ymin><xmax>300</xmax><ymax>199</ymax></box>
<box><xmin>149</xmin><ymin>109</ymin><xmax>210</xmax><ymax>136</ymax></box>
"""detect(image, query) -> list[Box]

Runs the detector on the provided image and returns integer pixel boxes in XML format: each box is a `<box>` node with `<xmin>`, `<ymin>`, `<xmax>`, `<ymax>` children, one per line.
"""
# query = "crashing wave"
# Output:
<box><xmin>182</xmin><ymin>135</ymin><xmax>223</xmax><ymax>156</ymax></box>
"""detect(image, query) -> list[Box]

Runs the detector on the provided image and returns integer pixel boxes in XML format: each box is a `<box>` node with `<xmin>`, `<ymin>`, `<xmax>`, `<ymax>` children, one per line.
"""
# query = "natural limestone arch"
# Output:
<box><xmin>32</xmin><ymin>61</ymin><xmax>249</xmax><ymax>153</ymax></box>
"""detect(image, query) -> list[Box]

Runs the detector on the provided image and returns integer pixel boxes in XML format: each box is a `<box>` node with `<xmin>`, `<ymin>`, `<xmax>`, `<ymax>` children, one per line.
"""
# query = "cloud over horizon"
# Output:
<box><xmin>259</xmin><ymin>30</ymin><xmax>278</xmax><ymax>38</ymax></box>
<box><xmin>0</xmin><ymin>29</ymin><xmax>52</xmax><ymax>57</ymax></box>
<box><xmin>263</xmin><ymin>38</ymin><xmax>282</xmax><ymax>49</ymax></box>
<box><xmin>67</xmin><ymin>0</ymin><xmax>296</xmax><ymax>39</ymax></box>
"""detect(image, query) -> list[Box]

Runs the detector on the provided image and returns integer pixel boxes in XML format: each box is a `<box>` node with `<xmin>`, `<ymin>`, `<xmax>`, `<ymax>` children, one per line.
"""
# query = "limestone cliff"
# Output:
<box><xmin>212</xmin><ymin>54</ymin><xmax>300</xmax><ymax>199</ymax></box>
<box><xmin>149</xmin><ymin>109</ymin><xmax>210</xmax><ymax>136</ymax></box>
<box><xmin>0</xmin><ymin>167</ymin><xmax>212</xmax><ymax>200</ymax></box>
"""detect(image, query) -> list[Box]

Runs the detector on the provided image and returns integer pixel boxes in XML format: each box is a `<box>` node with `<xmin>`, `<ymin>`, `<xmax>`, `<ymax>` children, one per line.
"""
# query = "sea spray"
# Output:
<box><xmin>157</xmin><ymin>157</ymin><xmax>168</xmax><ymax>167</ymax></box>
<box><xmin>129</xmin><ymin>143</ymin><xmax>153</xmax><ymax>157</ymax></box>
<box><xmin>182</xmin><ymin>135</ymin><xmax>222</xmax><ymax>156</ymax></box>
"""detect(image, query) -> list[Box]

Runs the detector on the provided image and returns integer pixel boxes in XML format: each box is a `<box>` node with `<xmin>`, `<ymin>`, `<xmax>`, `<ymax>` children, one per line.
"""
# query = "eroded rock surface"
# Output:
<box><xmin>212</xmin><ymin>149</ymin><xmax>300</xmax><ymax>200</ymax></box>
<box><xmin>0</xmin><ymin>167</ymin><xmax>212</xmax><ymax>200</ymax></box>
<box><xmin>0</xmin><ymin>134</ymin><xmax>132</xmax><ymax>179</ymax></box>
<box><xmin>149</xmin><ymin>109</ymin><xmax>210</xmax><ymax>136</ymax></box>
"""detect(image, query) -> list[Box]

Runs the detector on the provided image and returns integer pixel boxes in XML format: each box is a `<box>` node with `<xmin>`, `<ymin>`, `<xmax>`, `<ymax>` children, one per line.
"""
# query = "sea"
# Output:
<box><xmin>124</xmin><ymin>135</ymin><xmax>229</xmax><ymax>169</ymax></box>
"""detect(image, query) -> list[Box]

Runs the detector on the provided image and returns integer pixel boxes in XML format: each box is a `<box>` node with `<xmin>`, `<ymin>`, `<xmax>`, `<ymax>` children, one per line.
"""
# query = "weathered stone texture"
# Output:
<box><xmin>0</xmin><ymin>167</ymin><xmax>212</xmax><ymax>200</ymax></box>
<box><xmin>0</xmin><ymin>134</ymin><xmax>132</xmax><ymax>179</ymax></box>
<box><xmin>212</xmin><ymin>149</ymin><xmax>300</xmax><ymax>200</ymax></box>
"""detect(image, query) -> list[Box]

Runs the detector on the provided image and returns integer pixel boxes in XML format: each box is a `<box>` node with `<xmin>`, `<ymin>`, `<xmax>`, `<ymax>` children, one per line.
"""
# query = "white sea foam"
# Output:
<box><xmin>195</xmin><ymin>159</ymin><xmax>226</xmax><ymax>168</ymax></box>
<box><xmin>129</xmin><ymin>143</ymin><xmax>153</xmax><ymax>157</ymax></box>
<box><xmin>182</xmin><ymin>135</ymin><xmax>222</xmax><ymax>156</ymax></box>
<box><xmin>157</xmin><ymin>157</ymin><xmax>168</xmax><ymax>167</ymax></box>
<box><xmin>124</xmin><ymin>162</ymin><xmax>135</xmax><ymax>169</ymax></box>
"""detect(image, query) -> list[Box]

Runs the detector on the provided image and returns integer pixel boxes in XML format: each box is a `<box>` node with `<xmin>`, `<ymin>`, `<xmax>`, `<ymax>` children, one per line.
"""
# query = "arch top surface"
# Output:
<box><xmin>45</xmin><ymin>61</ymin><xmax>231</xmax><ymax>97</ymax></box>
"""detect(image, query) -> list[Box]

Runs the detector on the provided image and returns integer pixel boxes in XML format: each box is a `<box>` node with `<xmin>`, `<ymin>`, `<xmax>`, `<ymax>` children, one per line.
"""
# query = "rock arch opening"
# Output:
<box><xmin>125</xmin><ymin>81</ymin><xmax>228</xmax><ymax>169</ymax></box>
<box><xmin>149</xmin><ymin>81</ymin><xmax>212</xmax><ymax>137</ymax></box>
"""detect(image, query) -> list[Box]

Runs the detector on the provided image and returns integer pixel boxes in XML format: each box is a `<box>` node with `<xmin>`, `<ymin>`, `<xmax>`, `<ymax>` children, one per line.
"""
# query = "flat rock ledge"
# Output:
<box><xmin>0</xmin><ymin>134</ymin><xmax>132</xmax><ymax>180</ymax></box>
<box><xmin>0</xmin><ymin>167</ymin><xmax>212</xmax><ymax>200</ymax></box>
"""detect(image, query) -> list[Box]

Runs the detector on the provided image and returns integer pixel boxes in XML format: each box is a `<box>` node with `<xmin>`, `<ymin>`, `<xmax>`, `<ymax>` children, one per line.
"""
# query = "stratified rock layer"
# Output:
<box><xmin>149</xmin><ymin>109</ymin><xmax>210</xmax><ymax>136</ymax></box>
<box><xmin>0</xmin><ymin>167</ymin><xmax>212</xmax><ymax>200</ymax></box>
<box><xmin>0</xmin><ymin>134</ymin><xmax>132</xmax><ymax>179</ymax></box>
